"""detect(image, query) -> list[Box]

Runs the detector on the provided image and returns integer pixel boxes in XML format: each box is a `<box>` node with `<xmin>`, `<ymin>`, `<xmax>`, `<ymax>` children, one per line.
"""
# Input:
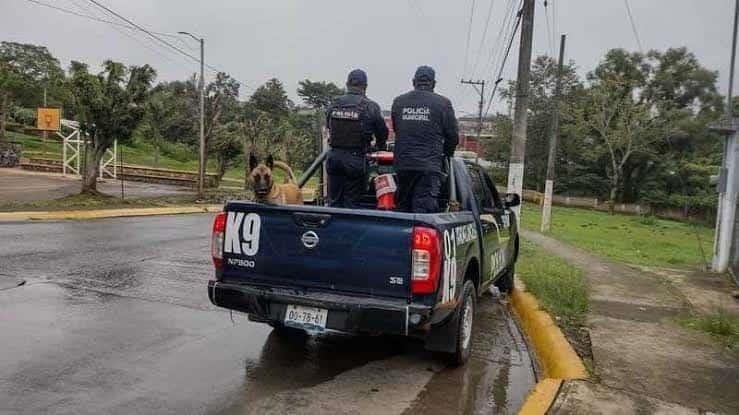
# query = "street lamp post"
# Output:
<box><xmin>179</xmin><ymin>31</ymin><xmax>206</xmax><ymax>198</ymax></box>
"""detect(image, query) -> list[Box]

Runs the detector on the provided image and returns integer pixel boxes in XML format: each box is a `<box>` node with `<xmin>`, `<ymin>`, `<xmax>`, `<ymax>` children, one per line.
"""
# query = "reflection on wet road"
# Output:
<box><xmin>0</xmin><ymin>214</ymin><xmax>535</xmax><ymax>414</ymax></box>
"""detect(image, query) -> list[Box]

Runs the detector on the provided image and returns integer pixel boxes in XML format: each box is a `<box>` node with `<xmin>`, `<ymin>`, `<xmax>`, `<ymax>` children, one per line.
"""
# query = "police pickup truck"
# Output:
<box><xmin>208</xmin><ymin>154</ymin><xmax>520</xmax><ymax>365</ymax></box>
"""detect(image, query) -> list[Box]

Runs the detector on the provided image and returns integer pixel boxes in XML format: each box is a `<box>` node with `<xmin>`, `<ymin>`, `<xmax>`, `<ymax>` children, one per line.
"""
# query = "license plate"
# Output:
<box><xmin>284</xmin><ymin>305</ymin><xmax>328</xmax><ymax>331</ymax></box>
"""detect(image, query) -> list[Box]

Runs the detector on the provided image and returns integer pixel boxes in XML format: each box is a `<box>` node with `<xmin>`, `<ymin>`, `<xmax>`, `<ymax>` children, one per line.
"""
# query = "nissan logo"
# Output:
<box><xmin>301</xmin><ymin>231</ymin><xmax>319</xmax><ymax>249</ymax></box>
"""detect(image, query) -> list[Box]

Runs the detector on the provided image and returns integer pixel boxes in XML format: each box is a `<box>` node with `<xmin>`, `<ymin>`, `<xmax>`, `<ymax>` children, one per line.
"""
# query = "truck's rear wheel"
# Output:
<box><xmin>445</xmin><ymin>280</ymin><xmax>476</xmax><ymax>366</ymax></box>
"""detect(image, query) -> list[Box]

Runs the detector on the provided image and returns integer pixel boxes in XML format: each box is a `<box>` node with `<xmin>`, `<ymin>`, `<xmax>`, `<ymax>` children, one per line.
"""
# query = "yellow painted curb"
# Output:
<box><xmin>511</xmin><ymin>287</ymin><xmax>588</xmax><ymax>414</ymax></box>
<box><xmin>0</xmin><ymin>205</ymin><xmax>222</xmax><ymax>222</ymax></box>
<box><xmin>518</xmin><ymin>378</ymin><xmax>563</xmax><ymax>415</ymax></box>
<box><xmin>511</xmin><ymin>288</ymin><xmax>588</xmax><ymax>379</ymax></box>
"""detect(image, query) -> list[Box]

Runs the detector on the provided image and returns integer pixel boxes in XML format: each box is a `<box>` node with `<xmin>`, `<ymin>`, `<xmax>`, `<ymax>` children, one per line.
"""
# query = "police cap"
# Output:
<box><xmin>413</xmin><ymin>66</ymin><xmax>436</xmax><ymax>83</ymax></box>
<box><xmin>347</xmin><ymin>69</ymin><xmax>368</xmax><ymax>87</ymax></box>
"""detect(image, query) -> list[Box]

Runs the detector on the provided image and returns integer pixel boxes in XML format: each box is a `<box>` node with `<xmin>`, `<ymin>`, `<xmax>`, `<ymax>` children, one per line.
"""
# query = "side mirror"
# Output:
<box><xmin>504</xmin><ymin>193</ymin><xmax>520</xmax><ymax>208</ymax></box>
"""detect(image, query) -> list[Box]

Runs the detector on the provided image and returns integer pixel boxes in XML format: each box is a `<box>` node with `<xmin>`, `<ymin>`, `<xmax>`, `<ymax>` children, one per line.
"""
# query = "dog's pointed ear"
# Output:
<box><xmin>249</xmin><ymin>152</ymin><xmax>258</xmax><ymax>170</ymax></box>
<box><xmin>266</xmin><ymin>154</ymin><xmax>274</xmax><ymax>170</ymax></box>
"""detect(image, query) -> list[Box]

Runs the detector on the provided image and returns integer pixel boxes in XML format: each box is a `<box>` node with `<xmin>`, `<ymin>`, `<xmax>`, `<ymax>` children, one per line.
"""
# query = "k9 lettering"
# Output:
<box><xmin>224</xmin><ymin>212</ymin><xmax>261</xmax><ymax>256</ymax></box>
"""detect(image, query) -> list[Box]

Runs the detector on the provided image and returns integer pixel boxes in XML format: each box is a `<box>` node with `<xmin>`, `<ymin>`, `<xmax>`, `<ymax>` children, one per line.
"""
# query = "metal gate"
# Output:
<box><xmin>59</xmin><ymin>119</ymin><xmax>116</xmax><ymax>179</ymax></box>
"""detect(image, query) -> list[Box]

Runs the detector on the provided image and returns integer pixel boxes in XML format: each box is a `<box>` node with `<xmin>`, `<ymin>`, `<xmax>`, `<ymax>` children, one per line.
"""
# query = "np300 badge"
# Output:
<box><xmin>301</xmin><ymin>231</ymin><xmax>319</xmax><ymax>249</ymax></box>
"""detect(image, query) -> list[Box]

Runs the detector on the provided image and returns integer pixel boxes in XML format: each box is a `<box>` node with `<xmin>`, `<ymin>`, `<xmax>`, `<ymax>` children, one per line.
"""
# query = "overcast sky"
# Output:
<box><xmin>1</xmin><ymin>0</ymin><xmax>736</xmax><ymax>115</ymax></box>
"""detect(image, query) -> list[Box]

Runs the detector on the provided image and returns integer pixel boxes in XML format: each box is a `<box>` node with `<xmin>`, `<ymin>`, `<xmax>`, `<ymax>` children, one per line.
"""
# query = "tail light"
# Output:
<box><xmin>212</xmin><ymin>212</ymin><xmax>226</xmax><ymax>268</ymax></box>
<box><xmin>411</xmin><ymin>227</ymin><xmax>441</xmax><ymax>294</ymax></box>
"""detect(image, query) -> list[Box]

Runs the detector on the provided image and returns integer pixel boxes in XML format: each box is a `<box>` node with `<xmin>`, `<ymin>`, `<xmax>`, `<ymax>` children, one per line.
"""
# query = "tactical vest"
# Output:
<box><xmin>329</xmin><ymin>99</ymin><xmax>368</xmax><ymax>149</ymax></box>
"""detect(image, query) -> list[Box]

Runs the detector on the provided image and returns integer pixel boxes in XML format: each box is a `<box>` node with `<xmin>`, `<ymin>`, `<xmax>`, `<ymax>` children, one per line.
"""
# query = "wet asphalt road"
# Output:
<box><xmin>0</xmin><ymin>214</ymin><xmax>536</xmax><ymax>414</ymax></box>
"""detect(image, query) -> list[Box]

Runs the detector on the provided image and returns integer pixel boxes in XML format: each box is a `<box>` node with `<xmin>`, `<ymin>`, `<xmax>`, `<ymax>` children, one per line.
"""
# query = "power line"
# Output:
<box><xmin>484</xmin><ymin>5</ymin><xmax>523</xmax><ymax>117</ymax></box>
<box><xmin>64</xmin><ymin>0</ymin><xmax>192</xmax><ymax>67</ymax></box>
<box><xmin>470</xmin><ymin>0</ymin><xmax>497</xmax><ymax>79</ymax></box>
<box><xmin>85</xmin><ymin>0</ymin><xmax>201</xmax><ymax>63</ymax></box>
<box><xmin>24</xmin><ymin>0</ymin><xmax>182</xmax><ymax>39</ymax></box>
<box><xmin>462</xmin><ymin>0</ymin><xmax>477</xmax><ymax>77</ymax></box>
<box><xmin>462</xmin><ymin>0</ymin><xmax>517</xmax><ymax>104</ymax></box>
<box><xmin>484</xmin><ymin>0</ymin><xmax>519</xmax><ymax>82</ymax></box>
<box><xmin>551</xmin><ymin>0</ymin><xmax>557</xmax><ymax>48</ymax></box>
<box><xmin>543</xmin><ymin>0</ymin><xmax>554</xmax><ymax>57</ymax></box>
<box><xmin>83</xmin><ymin>0</ymin><xmax>252</xmax><ymax>92</ymax></box>
<box><xmin>623</xmin><ymin>0</ymin><xmax>644</xmax><ymax>54</ymax></box>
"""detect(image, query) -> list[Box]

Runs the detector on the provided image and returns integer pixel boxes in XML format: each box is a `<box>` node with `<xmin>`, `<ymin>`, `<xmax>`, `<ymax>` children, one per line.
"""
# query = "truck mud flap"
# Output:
<box><xmin>423</xmin><ymin>305</ymin><xmax>460</xmax><ymax>353</ymax></box>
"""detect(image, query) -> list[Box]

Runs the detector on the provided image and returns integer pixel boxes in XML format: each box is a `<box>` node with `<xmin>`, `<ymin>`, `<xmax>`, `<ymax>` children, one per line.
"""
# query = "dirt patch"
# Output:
<box><xmin>559</xmin><ymin>323</ymin><xmax>595</xmax><ymax>378</ymax></box>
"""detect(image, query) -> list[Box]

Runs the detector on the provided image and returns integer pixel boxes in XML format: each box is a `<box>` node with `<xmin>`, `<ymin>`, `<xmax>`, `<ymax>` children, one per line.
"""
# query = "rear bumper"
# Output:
<box><xmin>208</xmin><ymin>280</ymin><xmax>431</xmax><ymax>336</ymax></box>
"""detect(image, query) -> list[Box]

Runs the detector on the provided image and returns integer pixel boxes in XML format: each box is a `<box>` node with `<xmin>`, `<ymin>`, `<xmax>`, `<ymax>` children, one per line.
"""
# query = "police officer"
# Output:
<box><xmin>391</xmin><ymin>66</ymin><xmax>458</xmax><ymax>213</ymax></box>
<box><xmin>326</xmin><ymin>69</ymin><xmax>389</xmax><ymax>208</ymax></box>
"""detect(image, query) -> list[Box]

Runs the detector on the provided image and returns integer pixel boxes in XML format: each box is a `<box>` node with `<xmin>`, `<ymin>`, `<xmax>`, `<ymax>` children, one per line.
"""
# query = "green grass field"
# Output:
<box><xmin>520</xmin><ymin>202</ymin><xmax>714</xmax><ymax>270</ymax></box>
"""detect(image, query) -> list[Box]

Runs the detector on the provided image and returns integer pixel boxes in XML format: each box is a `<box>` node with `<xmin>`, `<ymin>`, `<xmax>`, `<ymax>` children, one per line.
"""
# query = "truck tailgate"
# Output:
<box><xmin>221</xmin><ymin>203</ymin><xmax>414</xmax><ymax>299</ymax></box>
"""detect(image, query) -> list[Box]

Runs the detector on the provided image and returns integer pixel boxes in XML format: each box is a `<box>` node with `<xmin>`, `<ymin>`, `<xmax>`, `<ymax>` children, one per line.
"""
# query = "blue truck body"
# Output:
<box><xmin>208</xmin><ymin>157</ymin><xmax>519</xmax><ymax>365</ymax></box>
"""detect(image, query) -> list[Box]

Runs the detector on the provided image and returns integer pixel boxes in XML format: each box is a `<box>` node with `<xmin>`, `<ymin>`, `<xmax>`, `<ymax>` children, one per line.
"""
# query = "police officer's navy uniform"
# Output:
<box><xmin>391</xmin><ymin>66</ymin><xmax>459</xmax><ymax>213</ymax></box>
<box><xmin>326</xmin><ymin>69</ymin><xmax>388</xmax><ymax>208</ymax></box>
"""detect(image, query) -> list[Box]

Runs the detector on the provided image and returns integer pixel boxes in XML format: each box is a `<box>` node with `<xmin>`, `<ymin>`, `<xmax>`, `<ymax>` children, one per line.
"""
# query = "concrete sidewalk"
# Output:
<box><xmin>521</xmin><ymin>230</ymin><xmax>739</xmax><ymax>414</ymax></box>
<box><xmin>0</xmin><ymin>167</ymin><xmax>191</xmax><ymax>202</ymax></box>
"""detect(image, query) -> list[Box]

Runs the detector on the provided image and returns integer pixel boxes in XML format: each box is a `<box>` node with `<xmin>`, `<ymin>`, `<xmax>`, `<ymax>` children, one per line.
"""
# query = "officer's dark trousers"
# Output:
<box><xmin>327</xmin><ymin>148</ymin><xmax>367</xmax><ymax>208</ymax></box>
<box><xmin>396</xmin><ymin>170</ymin><xmax>442</xmax><ymax>213</ymax></box>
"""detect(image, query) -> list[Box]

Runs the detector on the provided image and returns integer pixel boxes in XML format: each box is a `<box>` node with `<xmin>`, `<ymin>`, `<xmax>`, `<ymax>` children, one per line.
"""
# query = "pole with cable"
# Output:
<box><xmin>178</xmin><ymin>31</ymin><xmax>206</xmax><ymax>198</ymax></box>
<box><xmin>710</xmin><ymin>0</ymin><xmax>739</xmax><ymax>274</ymax></box>
<box><xmin>541</xmin><ymin>34</ymin><xmax>566</xmax><ymax>233</ymax></box>
<box><xmin>199</xmin><ymin>37</ymin><xmax>205</xmax><ymax>198</ymax></box>
<box><xmin>461</xmin><ymin>79</ymin><xmax>486</xmax><ymax>162</ymax></box>
<box><xmin>507</xmin><ymin>0</ymin><xmax>535</xmax><ymax>225</ymax></box>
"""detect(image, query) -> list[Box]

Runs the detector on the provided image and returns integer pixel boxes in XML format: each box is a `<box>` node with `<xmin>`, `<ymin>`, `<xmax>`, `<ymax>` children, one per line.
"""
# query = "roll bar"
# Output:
<box><xmin>298</xmin><ymin>149</ymin><xmax>329</xmax><ymax>189</ymax></box>
<box><xmin>446</xmin><ymin>157</ymin><xmax>460</xmax><ymax>212</ymax></box>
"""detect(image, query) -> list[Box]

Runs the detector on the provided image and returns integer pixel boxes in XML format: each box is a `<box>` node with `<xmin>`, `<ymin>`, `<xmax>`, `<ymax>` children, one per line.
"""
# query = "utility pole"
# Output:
<box><xmin>460</xmin><ymin>79</ymin><xmax>486</xmax><ymax>162</ymax></box>
<box><xmin>42</xmin><ymin>86</ymin><xmax>48</xmax><ymax>143</ymax></box>
<box><xmin>507</xmin><ymin>0</ymin><xmax>535</xmax><ymax>225</ymax></box>
<box><xmin>179</xmin><ymin>31</ymin><xmax>206</xmax><ymax>198</ymax></box>
<box><xmin>711</xmin><ymin>0</ymin><xmax>739</xmax><ymax>274</ymax></box>
<box><xmin>541</xmin><ymin>34</ymin><xmax>567</xmax><ymax>233</ymax></box>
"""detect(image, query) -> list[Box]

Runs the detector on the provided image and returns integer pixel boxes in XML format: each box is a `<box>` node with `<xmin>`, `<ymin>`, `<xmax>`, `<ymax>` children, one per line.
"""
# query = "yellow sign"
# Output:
<box><xmin>36</xmin><ymin>107</ymin><xmax>61</xmax><ymax>132</ymax></box>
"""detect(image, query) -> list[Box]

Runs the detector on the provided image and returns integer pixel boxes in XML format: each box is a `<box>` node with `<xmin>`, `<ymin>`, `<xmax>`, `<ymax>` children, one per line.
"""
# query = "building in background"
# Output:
<box><xmin>457</xmin><ymin>115</ymin><xmax>495</xmax><ymax>157</ymax></box>
<box><xmin>383</xmin><ymin>113</ymin><xmax>497</xmax><ymax>159</ymax></box>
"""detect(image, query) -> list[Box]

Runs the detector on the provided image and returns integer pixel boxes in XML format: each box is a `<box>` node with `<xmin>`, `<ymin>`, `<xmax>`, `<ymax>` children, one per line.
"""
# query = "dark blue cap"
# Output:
<box><xmin>347</xmin><ymin>69</ymin><xmax>368</xmax><ymax>86</ymax></box>
<box><xmin>413</xmin><ymin>66</ymin><xmax>436</xmax><ymax>83</ymax></box>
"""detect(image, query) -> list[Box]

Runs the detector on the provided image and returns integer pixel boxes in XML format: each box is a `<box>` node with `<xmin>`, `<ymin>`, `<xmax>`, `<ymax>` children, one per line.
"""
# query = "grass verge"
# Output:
<box><xmin>520</xmin><ymin>202</ymin><xmax>714</xmax><ymax>269</ymax></box>
<box><xmin>518</xmin><ymin>238</ymin><xmax>589</xmax><ymax>326</ymax></box>
<box><xmin>517</xmin><ymin>238</ymin><xmax>593</xmax><ymax>372</ymax></box>
<box><xmin>678</xmin><ymin>309</ymin><xmax>738</xmax><ymax>350</ymax></box>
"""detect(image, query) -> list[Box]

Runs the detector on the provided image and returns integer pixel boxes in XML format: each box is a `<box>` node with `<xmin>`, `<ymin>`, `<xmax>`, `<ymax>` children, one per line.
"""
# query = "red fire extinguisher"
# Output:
<box><xmin>374</xmin><ymin>173</ymin><xmax>397</xmax><ymax>210</ymax></box>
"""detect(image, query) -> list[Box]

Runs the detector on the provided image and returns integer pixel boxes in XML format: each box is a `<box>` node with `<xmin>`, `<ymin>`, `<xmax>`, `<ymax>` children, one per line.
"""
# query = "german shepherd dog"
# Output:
<box><xmin>248</xmin><ymin>153</ymin><xmax>303</xmax><ymax>205</ymax></box>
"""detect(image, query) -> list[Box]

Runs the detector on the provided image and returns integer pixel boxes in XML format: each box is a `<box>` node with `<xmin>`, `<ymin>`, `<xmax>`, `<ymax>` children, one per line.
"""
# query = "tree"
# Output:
<box><xmin>297</xmin><ymin>79</ymin><xmax>343</xmax><ymax>108</ymax></box>
<box><xmin>142</xmin><ymin>77</ymin><xmax>199</xmax><ymax>147</ymax></box>
<box><xmin>204</xmin><ymin>72</ymin><xmax>240</xmax><ymax>181</ymax></box>
<box><xmin>210</xmin><ymin>121</ymin><xmax>241</xmax><ymax>182</ymax></box>
<box><xmin>570</xmin><ymin>78</ymin><xmax>665</xmax><ymax>213</ymax></box>
<box><xmin>70</xmin><ymin>60</ymin><xmax>155</xmax><ymax>193</ymax></box>
<box><xmin>501</xmin><ymin>55</ymin><xmax>582</xmax><ymax>191</ymax></box>
<box><xmin>139</xmin><ymin>89</ymin><xmax>178</xmax><ymax>167</ymax></box>
<box><xmin>250</xmin><ymin>78</ymin><xmax>291</xmax><ymax>117</ymax></box>
<box><xmin>0</xmin><ymin>42</ymin><xmax>64</xmax><ymax>140</ymax></box>
<box><xmin>241</xmin><ymin>78</ymin><xmax>294</xmax><ymax>185</ymax></box>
